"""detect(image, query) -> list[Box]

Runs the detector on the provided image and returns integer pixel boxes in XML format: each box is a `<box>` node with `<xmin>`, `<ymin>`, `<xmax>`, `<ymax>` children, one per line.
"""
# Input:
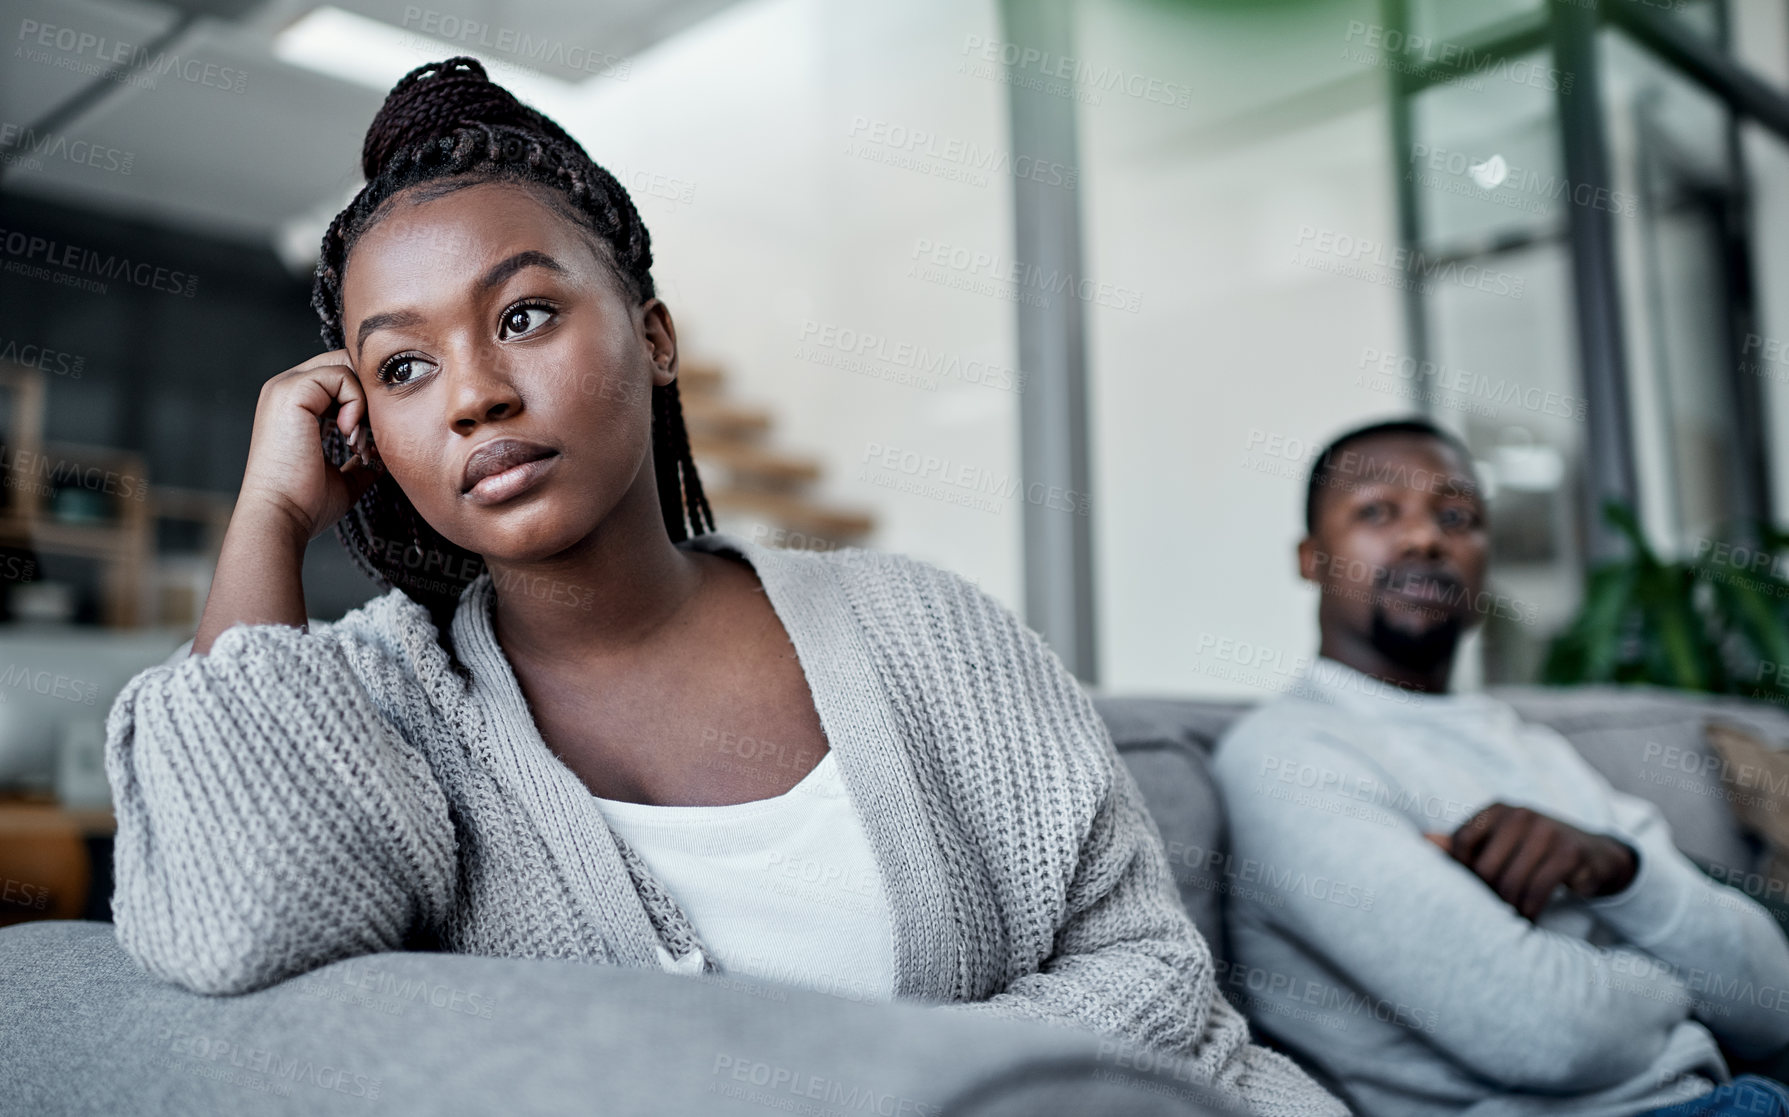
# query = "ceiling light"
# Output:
<box><xmin>273</xmin><ymin>5</ymin><xmax>577</xmax><ymax>112</ymax></box>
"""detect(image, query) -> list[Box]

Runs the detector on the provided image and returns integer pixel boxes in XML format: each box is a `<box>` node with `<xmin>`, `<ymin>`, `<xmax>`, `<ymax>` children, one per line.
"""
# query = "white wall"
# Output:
<box><xmin>561</xmin><ymin>0</ymin><xmax>1498</xmax><ymax>698</ymax></box>
<box><xmin>1076</xmin><ymin>0</ymin><xmax>1409</xmax><ymax>695</ymax></box>
<box><xmin>564</xmin><ymin>0</ymin><xmax>1025</xmax><ymax>606</ymax></box>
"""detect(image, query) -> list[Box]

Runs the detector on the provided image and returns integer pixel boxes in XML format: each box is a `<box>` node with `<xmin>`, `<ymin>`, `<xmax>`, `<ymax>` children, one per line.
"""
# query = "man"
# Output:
<box><xmin>1209</xmin><ymin>418</ymin><xmax>1789</xmax><ymax>1116</ymax></box>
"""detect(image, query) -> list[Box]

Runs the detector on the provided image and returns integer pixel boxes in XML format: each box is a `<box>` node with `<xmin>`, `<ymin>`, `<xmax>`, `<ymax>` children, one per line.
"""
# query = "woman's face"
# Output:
<box><xmin>340</xmin><ymin>179</ymin><xmax>675</xmax><ymax>564</ymax></box>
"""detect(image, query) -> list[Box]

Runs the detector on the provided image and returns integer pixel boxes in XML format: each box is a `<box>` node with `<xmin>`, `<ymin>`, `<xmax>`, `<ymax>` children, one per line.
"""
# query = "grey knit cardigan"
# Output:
<box><xmin>104</xmin><ymin>531</ymin><xmax>1345</xmax><ymax>1116</ymax></box>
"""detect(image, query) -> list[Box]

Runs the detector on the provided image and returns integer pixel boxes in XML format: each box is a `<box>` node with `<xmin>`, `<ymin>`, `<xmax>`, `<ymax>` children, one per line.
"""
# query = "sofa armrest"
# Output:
<box><xmin>0</xmin><ymin>921</ymin><xmax>1242</xmax><ymax>1117</ymax></box>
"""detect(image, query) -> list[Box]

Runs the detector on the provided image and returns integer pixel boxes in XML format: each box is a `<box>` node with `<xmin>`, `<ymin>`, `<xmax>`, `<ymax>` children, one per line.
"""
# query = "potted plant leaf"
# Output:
<box><xmin>1542</xmin><ymin>501</ymin><xmax>1789</xmax><ymax>706</ymax></box>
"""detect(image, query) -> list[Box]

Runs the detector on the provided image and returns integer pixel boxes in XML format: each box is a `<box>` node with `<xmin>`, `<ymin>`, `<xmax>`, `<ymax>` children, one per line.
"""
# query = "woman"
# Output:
<box><xmin>104</xmin><ymin>57</ymin><xmax>1343</xmax><ymax>1115</ymax></box>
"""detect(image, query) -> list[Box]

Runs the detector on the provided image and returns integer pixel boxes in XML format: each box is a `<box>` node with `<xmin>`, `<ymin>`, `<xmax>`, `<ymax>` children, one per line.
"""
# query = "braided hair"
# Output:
<box><xmin>311</xmin><ymin>57</ymin><xmax>714</xmax><ymax>642</ymax></box>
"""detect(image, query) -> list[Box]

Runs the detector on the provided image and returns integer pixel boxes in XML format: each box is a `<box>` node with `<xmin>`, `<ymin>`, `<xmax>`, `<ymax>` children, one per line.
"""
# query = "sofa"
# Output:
<box><xmin>2</xmin><ymin>685</ymin><xmax>1784</xmax><ymax>1116</ymax></box>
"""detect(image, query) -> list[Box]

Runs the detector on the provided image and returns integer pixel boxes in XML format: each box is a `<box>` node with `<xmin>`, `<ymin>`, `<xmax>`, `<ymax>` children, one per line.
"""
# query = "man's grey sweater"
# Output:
<box><xmin>1211</xmin><ymin>657</ymin><xmax>1789</xmax><ymax>1117</ymax></box>
<box><xmin>104</xmin><ymin>532</ymin><xmax>1345</xmax><ymax>1117</ymax></box>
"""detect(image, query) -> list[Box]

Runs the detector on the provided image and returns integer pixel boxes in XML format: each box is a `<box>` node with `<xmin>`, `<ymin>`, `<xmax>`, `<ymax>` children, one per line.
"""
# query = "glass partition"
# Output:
<box><xmin>1407</xmin><ymin>49</ymin><xmax>1584</xmax><ymax>683</ymax></box>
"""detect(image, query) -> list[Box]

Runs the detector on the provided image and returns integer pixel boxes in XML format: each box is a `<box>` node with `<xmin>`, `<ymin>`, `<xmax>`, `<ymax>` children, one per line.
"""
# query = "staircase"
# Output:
<box><xmin>677</xmin><ymin>360</ymin><xmax>874</xmax><ymax>550</ymax></box>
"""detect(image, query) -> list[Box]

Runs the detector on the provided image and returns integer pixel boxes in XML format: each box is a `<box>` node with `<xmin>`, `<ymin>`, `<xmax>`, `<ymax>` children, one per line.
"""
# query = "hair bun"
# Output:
<box><xmin>360</xmin><ymin>56</ymin><xmax>565</xmax><ymax>180</ymax></box>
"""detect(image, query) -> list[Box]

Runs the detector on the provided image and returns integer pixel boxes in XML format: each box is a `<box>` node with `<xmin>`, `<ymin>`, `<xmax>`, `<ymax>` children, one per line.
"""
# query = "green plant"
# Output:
<box><xmin>1541</xmin><ymin>501</ymin><xmax>1789</xmax><ymax>703</ymax></box>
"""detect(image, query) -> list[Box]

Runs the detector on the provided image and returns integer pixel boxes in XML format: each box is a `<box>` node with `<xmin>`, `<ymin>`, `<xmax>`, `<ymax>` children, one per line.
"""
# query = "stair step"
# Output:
<box><xmin>706</xmin><ymin>487</ymin><xmax>875</xmax><ymax>541</ymax></box>
<box><xmin>670</xmin><ymin>358</ymin><xmax>875</xmax><ymax>544</ymax></box>
<box><xmin>682</xmin><ymin>395</ymin><xmax>771</xmax><ymax>438</ymax></box>
<box><xmin>690</xmin><ymin>437</ymin><xmax>821</xmax><ymax>486</ymax></box>
<box><xmin>677</xmin><ymin>361</ymin><xmax>725</xmax><ymax>393</ymax></box>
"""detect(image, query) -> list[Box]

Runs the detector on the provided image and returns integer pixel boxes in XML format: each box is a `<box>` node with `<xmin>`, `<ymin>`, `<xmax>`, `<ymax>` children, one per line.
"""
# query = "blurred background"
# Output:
<box><xmin>2</xmin><ymin>0</ymin><xmax>1789</xmax><ymax>908</ymax></box>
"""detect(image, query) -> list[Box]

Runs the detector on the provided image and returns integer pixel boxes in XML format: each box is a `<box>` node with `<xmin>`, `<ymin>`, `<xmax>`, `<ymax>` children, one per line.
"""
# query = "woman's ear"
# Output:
<box><xmin>641</xmin><ymin>298</ymin><xmax>678</xmax><ymax>388</ymax></box>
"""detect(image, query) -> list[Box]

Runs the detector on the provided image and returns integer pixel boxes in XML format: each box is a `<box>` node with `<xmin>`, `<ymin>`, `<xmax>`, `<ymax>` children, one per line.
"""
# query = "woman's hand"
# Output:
<box><xmin>190</xmin><ymin>351</ymin><xmax>383</xmax><ymax>654</ymax></box>
<box><xmin>237</xmin><ymin>349</ymin><xmax>385</xmax><ymax>545</ymax></box>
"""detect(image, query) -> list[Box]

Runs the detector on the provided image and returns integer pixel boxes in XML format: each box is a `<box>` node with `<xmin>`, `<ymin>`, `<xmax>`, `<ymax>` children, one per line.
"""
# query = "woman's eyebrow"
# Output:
<box><xmin>477</xmin><ymin>250</ymin><xmax>568</xmax><ymax>292</ymax></box>
<box><xmin>352</xmin><ymin>251</ymin><xmax>569</xmax><ymax>356</ymax></box>
<box><xmin>355</xmin><ymin>308</ymin><xmax>424</xmax><ymax>356</ymax></box>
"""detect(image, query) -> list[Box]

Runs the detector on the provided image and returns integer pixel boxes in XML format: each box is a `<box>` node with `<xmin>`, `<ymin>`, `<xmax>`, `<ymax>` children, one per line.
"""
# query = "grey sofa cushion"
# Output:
<box><xmin>0</xmin><ymin>921</ymin><xmax>1238</xmax><ymax>1117</ymax></box>
<box><xmin>1096</xmin><ymin>697</ymin><xmax>1253</xmax><ymax>757</ymax></box>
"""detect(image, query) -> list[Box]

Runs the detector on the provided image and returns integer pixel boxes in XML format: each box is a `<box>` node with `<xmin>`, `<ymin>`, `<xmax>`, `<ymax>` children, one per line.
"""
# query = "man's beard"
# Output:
<box><xmin>1368</xmin><ymin>606</ymin><xmax>1464</xmax><ymax>672</ymax></box>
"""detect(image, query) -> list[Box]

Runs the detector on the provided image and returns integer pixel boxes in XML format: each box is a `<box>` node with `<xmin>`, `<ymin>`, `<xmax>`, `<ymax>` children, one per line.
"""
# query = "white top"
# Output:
<box><xmin>591</xmin><ymin>750</ymin><xmax>898</xmax><ymax>1003</ymax></box>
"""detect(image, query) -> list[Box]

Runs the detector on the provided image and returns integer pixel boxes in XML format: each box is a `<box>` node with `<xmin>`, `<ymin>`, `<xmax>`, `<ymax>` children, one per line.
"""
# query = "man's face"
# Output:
<box><xmin>1298</xmin><ymin>434</ymin><xmax>1489</xmax><ymax>672</ymax></box>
